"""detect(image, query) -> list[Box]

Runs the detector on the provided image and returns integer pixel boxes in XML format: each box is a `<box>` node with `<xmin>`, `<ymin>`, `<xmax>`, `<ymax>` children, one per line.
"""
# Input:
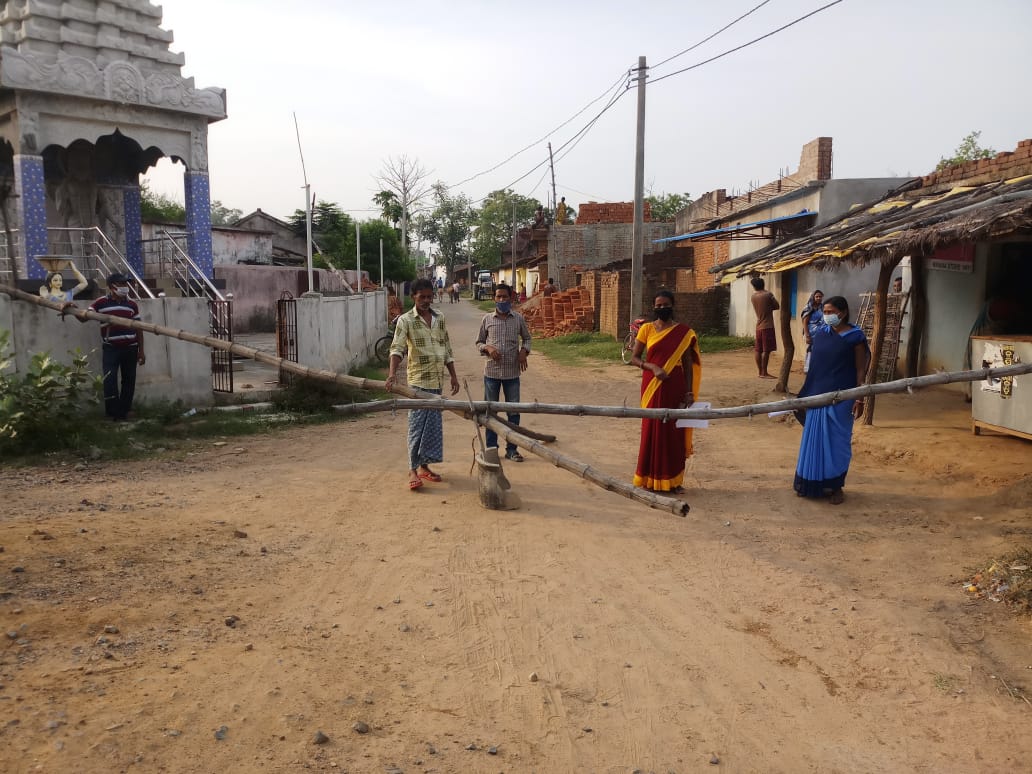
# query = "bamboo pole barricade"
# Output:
<box><xmin>4</xmin><ymin>283</ymin><xmax>1030</xmax><ymax>519</ymax></box>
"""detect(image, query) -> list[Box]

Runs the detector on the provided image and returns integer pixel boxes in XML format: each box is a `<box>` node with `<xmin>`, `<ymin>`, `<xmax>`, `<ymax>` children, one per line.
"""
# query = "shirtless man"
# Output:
<box><xmin>750</xmin><ymin>276</ymin><xmax>780</xmax><ymax>379</ymax></box>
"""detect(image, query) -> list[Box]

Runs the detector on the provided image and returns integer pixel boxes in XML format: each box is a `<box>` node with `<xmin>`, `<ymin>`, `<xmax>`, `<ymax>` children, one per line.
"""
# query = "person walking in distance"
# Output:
<box><xmin>64</xmin><ymin>272</ymin><xmax>146</xmax><ymax>421</ymax></box>
<box><xmin>385</xmin><ymin>278</ymin><xmax>460</xmax><ymax>490</ymax></box>
<box><xmin>750</xmin><ymin>276</ymin><xmax>780</xmax><ymax>379</ymax></box>
<box><xmin>476</xmin><ymin>283</ymin><xmax>532</xmax><ymax>462</ymax></box>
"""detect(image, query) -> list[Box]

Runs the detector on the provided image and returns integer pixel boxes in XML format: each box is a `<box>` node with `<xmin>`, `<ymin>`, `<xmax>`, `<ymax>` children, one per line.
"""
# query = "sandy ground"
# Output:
<box><xmin>2</xmin><ymin>298</ymin><xmax>1031</xmax><ymax>774</ymax></box>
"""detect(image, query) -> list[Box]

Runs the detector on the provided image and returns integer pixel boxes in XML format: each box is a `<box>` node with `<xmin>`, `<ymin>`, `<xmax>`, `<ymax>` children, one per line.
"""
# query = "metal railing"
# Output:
<box><xmin>0</xmin><ymin>227</ymin><xmax>155</xmax><ymax>300</ymax></box>
<box><xmin>140</xmin><ymin>229</ymin><xmax>224</xmax><ymax>303</ymax></box>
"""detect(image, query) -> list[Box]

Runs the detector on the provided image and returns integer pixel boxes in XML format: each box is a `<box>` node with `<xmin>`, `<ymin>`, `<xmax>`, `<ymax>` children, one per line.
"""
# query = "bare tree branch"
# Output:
<box><xmin>374</xmin><ymin>155</ymin><xmax>432</xmax><ymax>256</ymax></box>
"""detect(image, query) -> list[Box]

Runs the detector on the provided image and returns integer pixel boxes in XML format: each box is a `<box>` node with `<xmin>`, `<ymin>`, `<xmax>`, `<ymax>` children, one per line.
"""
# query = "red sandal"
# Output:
<box><xmin>418</xmin><ymin>470</ymin><xmax>442</xmax><ymax>482</ymax></box>
<box><xmin>408</xmin><ymin>478</ymin><xmax>423</xmax><ymax>490</ymax></box>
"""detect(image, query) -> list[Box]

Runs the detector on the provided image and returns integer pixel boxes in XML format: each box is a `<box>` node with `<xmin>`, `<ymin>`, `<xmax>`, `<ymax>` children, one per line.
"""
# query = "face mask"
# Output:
<box><xmin>115</xmin><ymin>286</ymin><xmax>130</xmax><ymax>298</ymax></box>
<box><xmin>823</xmin><ymin>313</ymin><xmax>841</xmax><ymax>326</ymax></box>
<box><xmin>495</xmin><ymin>301</ymin><xmax>512</xmax><ymax>314</ymax></box>
<box><xmin>653</xmin><ymin>307</ymin><xmax>673</xmax><ymax>322</ymax></box>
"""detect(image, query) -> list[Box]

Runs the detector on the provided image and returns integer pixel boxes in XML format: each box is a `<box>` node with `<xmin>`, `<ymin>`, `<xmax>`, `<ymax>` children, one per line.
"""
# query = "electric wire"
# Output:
<box><xmin>470</xmin><ymin>76</ymin><xmax>631</xmax><ymax>204</ymax></box>
<box><xmin>651</xmin><ymin>0</ymin><xmax>773</xmax><ymax>71</ymax></box>
<box><xmin>448</xmin><ymin>67</ymin><xmax>633</xmax><ymax>190</ymax></box>
<box><xmin>650</xmin><ymin>0</ymin><xmax>845</xmax><ymax>85</ymax></box>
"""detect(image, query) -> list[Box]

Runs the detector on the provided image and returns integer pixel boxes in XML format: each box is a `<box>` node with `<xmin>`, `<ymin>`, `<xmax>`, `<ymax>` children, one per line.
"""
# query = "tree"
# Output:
<box><xmin>372</xmin><ymin>190</ymin><xmax>404</xmax><ymax>227</ymax></box>
<box><xmin>418</xmin><ymin>182</ymin><xmax>474</xmax><ymax>280</ymax></box>
<box><xmin>471</xmin><ymin>189</ymin><xmax>542</xmax><ymax>269</ymax></box>
<box><xmin>646</xmin><ymin>191</ymin><xmax>692</xmax><ymax>222</ymax></box>
<box><xmin>937</xmin><ymin>130</ymin><xmax>996</xmax><ymax>171</ymax></box>
<box><xmin>339</xmin><ymin>219</ymin><xmax>416</xmax><ymax>283</ymax></box>
<box><xmin>287</xmin><ymin>200</ymin><xmax>354</xmax><ymax>265</ymax></box>
<box><xmin>210</xmin><ymin>200</ymin><xmax>243</xmax><ymax>226</ymax></box>
<box><xmin>140</xmin><ymin>182</ymin><xmax>186</xmax><ymax>222</ymax></box>
<box><xmin>374</xmin><ymin>155</ymin><xmax>432</xmax><ymax>258</ymax></box>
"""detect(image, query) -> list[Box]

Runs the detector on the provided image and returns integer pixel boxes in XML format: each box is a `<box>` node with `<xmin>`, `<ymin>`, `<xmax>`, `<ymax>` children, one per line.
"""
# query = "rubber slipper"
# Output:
<box><xmin>418</xmin><ymin>470</ymin><xmax>442</xmax><ymax>482</ymax></box>
<box><xmin>408</xmin><ymin>478</ymin><xmax>423</xmax><ymax>490</ymax></box>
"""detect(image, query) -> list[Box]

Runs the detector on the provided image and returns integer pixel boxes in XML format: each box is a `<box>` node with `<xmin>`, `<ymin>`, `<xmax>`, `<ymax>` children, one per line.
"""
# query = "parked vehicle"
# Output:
<box><xmin>473</xmin><ymin>271</ymin><xmax>494</xmax><ymax>300</ymax></box>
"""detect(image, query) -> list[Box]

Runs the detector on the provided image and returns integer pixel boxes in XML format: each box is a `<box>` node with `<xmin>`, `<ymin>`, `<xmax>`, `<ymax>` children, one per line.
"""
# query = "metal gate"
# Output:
<box><xmin>276</xmin><ymin>291</ymin><xmax>297</xmax><ymax>385</ymax></box>
<box><xmin>209</xmin><ymin>298</ymin><xmax>234</xmax><ymax>393</ymax></box>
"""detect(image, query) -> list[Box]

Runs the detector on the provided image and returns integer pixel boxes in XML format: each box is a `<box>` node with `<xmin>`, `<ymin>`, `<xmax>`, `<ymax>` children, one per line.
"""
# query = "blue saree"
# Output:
<box><xmin>794</xmin><ymin>324</ymin><xmax>869</xmax><ymax>498</ymax></box>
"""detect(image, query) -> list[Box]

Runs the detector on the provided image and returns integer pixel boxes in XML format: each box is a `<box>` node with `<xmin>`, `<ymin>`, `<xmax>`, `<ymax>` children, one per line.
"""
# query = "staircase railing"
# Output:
<box><xmin>154</xmin><ymin>229</ymin><xmax>225</xmax><ymax>303</ymax></box>
<box><xmin>0</xmin><ymin>227</ymin><xmax>155</xmax><ymax>299</ymax></box>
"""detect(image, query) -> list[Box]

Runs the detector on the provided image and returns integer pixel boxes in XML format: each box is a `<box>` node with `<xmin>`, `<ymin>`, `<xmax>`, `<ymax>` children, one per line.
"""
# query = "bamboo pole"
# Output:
<box><xmin>0</xmin><ymin>285</ymin><xmax>688</xmax><ymax>516</ymax></box>
<box><xmin>328</xmin><ymin>360</ymin><xmax>1032</xmax><ymax>421</ymax></box>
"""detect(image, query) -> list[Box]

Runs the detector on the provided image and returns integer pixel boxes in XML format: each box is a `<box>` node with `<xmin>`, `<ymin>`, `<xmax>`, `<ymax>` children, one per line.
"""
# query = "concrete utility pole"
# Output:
<box><xmin>548</xmin><ymin>142</ymin><xmax>557</xmax><ymax>217</ymax></box>
<box><xmin>355</xmin><ymin>221</ymin><xmax>362</xmax><ymax>293</ymax></box>
<box><xmin>629</xmin><ymin>55</ymin><xmax>647</xmax><ymax>326</ymax></box>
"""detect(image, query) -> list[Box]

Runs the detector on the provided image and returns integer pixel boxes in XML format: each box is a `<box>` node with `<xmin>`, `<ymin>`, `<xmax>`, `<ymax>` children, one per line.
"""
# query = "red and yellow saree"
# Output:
<box><xmin>632</xmin><ymin>322</ymin><xmax>702</xmax><ymax>491</ymax></box>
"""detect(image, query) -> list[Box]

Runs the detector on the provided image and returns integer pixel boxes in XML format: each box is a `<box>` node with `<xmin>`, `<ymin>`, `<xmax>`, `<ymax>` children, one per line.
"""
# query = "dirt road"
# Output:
<box><xmin>2</xmin><ymin>298</ymin><xmax>1031</xmax><ymax>773</ymax></box>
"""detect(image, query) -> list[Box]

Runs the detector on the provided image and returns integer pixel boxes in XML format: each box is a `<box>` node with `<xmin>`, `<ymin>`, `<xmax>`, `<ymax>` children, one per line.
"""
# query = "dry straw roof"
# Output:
<box><xmin>715</xmin><ymin>174</ymin><xmax>1032</xmax><ymax>277</ymax></box>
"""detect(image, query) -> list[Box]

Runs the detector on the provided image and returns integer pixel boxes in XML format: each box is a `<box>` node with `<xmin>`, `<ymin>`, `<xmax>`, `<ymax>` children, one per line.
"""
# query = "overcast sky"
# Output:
<box><xmin>145</xmin><ymin>0</ymin><xmax>1032</xmax><ymax>222</ymax></box>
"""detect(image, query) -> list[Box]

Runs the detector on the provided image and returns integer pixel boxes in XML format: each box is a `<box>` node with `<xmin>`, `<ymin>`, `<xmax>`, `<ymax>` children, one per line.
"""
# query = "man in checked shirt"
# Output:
<box><xmin>385</xmin><ymin>278</ymin><xmax>460</xmax><ymax>491</ymax></box>
<box><xmin>476</xmin><ymin>283</ymin><xmax>532</xmax><ymax>462</ymax></box>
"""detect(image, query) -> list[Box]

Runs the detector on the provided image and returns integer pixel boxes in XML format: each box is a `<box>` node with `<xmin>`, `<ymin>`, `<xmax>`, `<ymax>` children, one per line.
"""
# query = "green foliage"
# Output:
<box><xmin>140</xmin><ymin>183</ymin><xmax>242</xmax><ymax>226</ymax></box>
<box><xmin>0</xmin><ymin>330</ymin><xmax>101</xmax><ymax>455</ymax></box>
<box><xmin>646</xmin><ymin>191</ymin><xmax>693</xmax><ymax>222</ymax></box>
<box><xmin>140</xmin><ymin>181</ymin><xmax>186</xmax><ymax>223</ymax></box>
<box><xmin>472</xmin><ymin>189</ymin><xmax>542</xmax><ymax>269</ymax></box>
<box><xmin>210</xmin><ymin>200</ymin><xmax>243</xmax><ymax>226</ymax></box>
<box><xmin>418</xmin><ymin>182</ymin><xmax>475</xmax><ymax>280</ymax></box>
<box><xmin>533</xmin><ymin>331</ymin><xmax>754</xmax><ymax>367</ymax></box>
<box><xmin>288</xmin><ymin>200</ymin><xmax>354</xmax><ymax>260</ymax></box>
<box><xmin>372</xmin><ymin>190</ymin><xmax>405</xmax><ymax>227</ymax></box>
<box><xmin>937</xmin><ymin>130</ymin><xmax>996</xmax><ymax>171</ymax></box>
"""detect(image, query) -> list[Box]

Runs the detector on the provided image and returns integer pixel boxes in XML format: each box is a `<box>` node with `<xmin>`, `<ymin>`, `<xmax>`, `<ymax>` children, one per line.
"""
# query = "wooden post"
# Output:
<box><xmin>905</xmin><ymin>254</ymin><xmax>926</xmax><ymax>379</ymax></box>
<box><xmin>862</xmin><ymin>256</ymin><xmax>902</xmax><ymax>425</ymax></box>
<box><xmin>774</xmin><ymin>271</ymin><xmax>795</xmax><ymax>393</ymax></box>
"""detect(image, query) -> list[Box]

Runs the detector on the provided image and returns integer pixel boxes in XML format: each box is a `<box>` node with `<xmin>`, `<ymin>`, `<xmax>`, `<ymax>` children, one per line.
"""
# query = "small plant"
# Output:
<box><xmin>271</xmin><ymin>375</ymin><xmax>373</xmax><ymax>414</ymax></box>
<box><xmin>0</xmin><ymin>330</ymin><xmax>101</xmax><ymax>455</ymax></box>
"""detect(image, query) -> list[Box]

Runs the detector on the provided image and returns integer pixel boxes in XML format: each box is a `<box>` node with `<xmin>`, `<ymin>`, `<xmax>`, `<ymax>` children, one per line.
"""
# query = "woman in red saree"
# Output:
<box><xmin>629</xmin><ymin>290</ymin><xmax>702</xmax><ymax>492</ymax></box>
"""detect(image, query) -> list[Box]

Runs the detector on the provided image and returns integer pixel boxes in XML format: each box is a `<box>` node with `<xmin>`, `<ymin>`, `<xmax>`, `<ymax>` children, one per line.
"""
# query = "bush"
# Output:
<box><xmin>0</xmin><ymin>330</ymin><xmax>101</xmax><ymax>455</ymax></box>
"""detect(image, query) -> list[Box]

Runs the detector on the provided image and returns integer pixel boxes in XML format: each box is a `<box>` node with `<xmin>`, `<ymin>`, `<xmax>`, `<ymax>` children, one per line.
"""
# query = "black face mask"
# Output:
<box><xmin>653</xmin><ymin>307</ymin><xmax>673</xmax><ymax>322</ymax></box>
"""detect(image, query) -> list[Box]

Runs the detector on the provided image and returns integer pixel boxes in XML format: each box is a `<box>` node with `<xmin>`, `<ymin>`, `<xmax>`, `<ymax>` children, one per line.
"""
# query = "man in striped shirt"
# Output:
<box><xmin>66</xmin><ymin>272</ymin><xmax>146</xmax><ymax>421</ymax></box>
<box><xmin>476</xmin><ymin>283</ymin><xmax>531</xmax><ymax>462</ymax></box>
<box><xmin>385</xmin><ymin>278</ymin><xmax>460</xmax><ymax>490</ymax></box>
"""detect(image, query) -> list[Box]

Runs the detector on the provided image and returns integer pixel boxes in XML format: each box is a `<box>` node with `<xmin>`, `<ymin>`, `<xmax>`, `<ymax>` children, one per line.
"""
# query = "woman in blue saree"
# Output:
<box><xmin>800</xmin><ymin>289</ymin><xmax>824</xmax><ymax>373</ymax></box>
<box><xmin>794</xmin><ymin>296</ymin><xmax>870</xmax><ymax>505</ymax></box>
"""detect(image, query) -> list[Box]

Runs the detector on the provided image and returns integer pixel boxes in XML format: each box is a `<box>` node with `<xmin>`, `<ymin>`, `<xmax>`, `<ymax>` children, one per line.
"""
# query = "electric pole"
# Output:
<box><xmin>548</xmin><ymin>141</ymin><xmax>557</xmax><ymax>218</ymax></box>
<box><xmin>629</xmin><ymin>55</ymin><xmax>647</xmax><ymax>326</ymax></box>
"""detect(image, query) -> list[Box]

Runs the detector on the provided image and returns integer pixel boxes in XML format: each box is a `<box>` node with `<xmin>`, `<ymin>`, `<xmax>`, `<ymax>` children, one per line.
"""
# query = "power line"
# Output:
<box><xmin>651</xmin><ymin>0</ymin><xmax>773</xmax><ymax>71</ymax></box>
<box><xmin>651</xmin><ymin>0</ymin><xmax>845</xmax><ymax>85</ymax></box>
<box><xmin>449</xmin><ymin>67</ymin><xmax>633</xmax><ymax>190</ymax></box>
<box><xmin>471</xmin><ymin>79</ymin><xmax>631</xmax><ymax>205</ymax></box>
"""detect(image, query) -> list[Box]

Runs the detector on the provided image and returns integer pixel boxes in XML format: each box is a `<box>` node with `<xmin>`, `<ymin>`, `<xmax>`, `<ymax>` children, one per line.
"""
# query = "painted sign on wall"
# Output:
<box><xmin>928</xmin><ymin>243</ymin><xmax>975</xmax><ymax>273</ymax></box>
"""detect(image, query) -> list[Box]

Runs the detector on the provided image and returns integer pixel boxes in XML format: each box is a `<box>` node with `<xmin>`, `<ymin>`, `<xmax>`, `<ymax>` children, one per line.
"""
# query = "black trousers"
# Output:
<box><xmin>102</xmin><ymin>345</ymin><xmax>138</xmax><ymax>419</ymax></box>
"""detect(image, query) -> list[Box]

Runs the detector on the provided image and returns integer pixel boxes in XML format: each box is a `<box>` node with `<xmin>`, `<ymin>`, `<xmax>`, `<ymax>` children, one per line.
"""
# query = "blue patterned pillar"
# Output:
<box><xmin>123</xmin><ymin>184</ymin><xmax>143</xmax><ymax>276</ymax></box>
<box><xmin>184</xmin><ymin>170</ymin><xmax>213</xmax><ymax>278</ymax></box>
<box><xmin>13</xmin><ymin>154</ymin><xmax>47</xmax><ymax>280</ymax></box>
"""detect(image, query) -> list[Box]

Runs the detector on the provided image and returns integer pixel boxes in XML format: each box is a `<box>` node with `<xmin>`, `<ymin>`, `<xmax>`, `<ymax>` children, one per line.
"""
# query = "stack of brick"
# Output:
<box><xmin>575</xmin><ymin>201</ymin><xmax>651</xmax><ymax>224</ymax></box>
<box><xmin>919</xmin><ymin>138</ymin><xmax>1032</xmax><ymax>191</ymax></box>
<box><xmin>523</xmin><ymin>286</ymin><xmax>596</xmax><ymax>338</ymax></box>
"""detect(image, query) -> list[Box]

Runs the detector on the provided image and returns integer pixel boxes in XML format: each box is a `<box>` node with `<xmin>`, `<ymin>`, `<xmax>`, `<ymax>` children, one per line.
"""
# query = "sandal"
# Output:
<box><xmin>829</xmin><ymin>489</ymin><xmax>844</xmax><ymax>505</ymax></box>
<box><xmin>408</xmin><ymin>478</ymin><xmax>423</xmax><ymax>490</ymax></box>
<box><xmin>418</xmin><ymin>469</ymin><xmax>442</xmax><ymax>482</ymax></box>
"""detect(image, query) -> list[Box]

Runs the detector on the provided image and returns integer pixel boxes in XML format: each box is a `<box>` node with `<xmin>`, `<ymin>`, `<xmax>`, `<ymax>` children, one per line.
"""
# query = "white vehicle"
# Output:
<box><xmin>473</xmin><ymin>271</ymin><xmax>494</xmax><ymax>300</ymax></box>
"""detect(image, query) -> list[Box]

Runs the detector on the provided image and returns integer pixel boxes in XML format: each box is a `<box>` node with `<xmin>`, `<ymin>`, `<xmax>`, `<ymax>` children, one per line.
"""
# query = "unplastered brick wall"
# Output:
<box><xmin>599</xmin><ymin>271</ymin><xmax>631</xmax><ymax>340</ymax></box>
<box><xmin>579</xmin><ymin>270</ymin><xmax>603</xmax><ymax>329</ymax></box>
<box><xmin>689</xmin><ymin>239</ymin><xmax>730</xmax><ymax>285</ymax></box>
<box><xmin>919</xmin><ymin>138</ymin><xmax>1032</xmax><ymax>190</ymax></box>
<box><xmin>673</xmin><ymin>286</ymin><xmax>730</xmax><ymax>334</ymax></box>
<box><xmin>676</xmin><ymin>137</ymin><xmax>833</xmax><ymax>228</ymax></box>
<box><xmin>576</xmin><ymin>201</ymin><xmax>652</xmax><ymax>224</ymax></box>
<box><xmin>551</xmin><ymin>222</ymin><xmax>676</xmax><ymax>280</ymax></box>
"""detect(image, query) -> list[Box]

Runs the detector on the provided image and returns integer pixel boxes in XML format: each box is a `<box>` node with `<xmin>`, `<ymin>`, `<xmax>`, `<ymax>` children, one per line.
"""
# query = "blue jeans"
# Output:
<box><xmin>484</xmin><ymin>377</ymin><xmax>520</xmax><ymax>454</ymax></box>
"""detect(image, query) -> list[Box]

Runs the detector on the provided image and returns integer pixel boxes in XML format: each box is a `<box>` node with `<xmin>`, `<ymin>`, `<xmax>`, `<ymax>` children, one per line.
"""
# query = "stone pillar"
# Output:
<box><xmin>122</xmin><ymin>183</ymin><xmax>144</xmax><ymax>276</ymax></box>
<box><xmin>13</xmin><ymin>154</ymin><xmax>48</xmax><ymax>280</ymax></box>
<box><xmin>183</xmin><ymin>169</ymin><xmax>213</xmax><ymax>278</ymax></box>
